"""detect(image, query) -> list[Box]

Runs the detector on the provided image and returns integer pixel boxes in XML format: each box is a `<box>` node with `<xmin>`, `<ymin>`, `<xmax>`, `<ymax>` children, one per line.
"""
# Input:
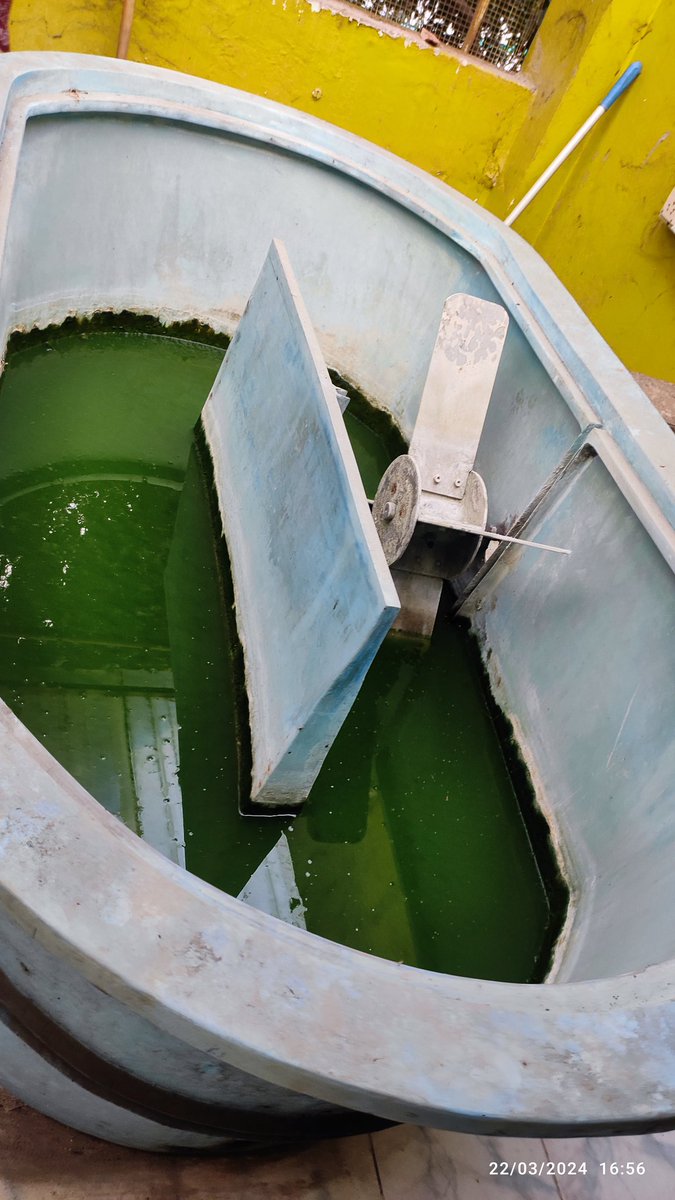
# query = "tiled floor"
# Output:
<box><xmin>374</xmin><ymin>1126</ymin><xmax>675</xmax><ymax>1199</ymax></box>
<box><xmin>2</xmin><ymin>1089</ymin><xmax>675</xmax><ymax>1199</ymax></box>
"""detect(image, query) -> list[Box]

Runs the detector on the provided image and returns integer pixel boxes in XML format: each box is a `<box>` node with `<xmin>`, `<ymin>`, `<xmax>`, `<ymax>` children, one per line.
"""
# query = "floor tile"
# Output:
<box><xmin>371</xmin><ymin>1125</ymin><xmax>560</xmax><ymax>1199</ymax></box>
<box><xmin>0</xmin><ymin>1090</ymin><xmax>381</xmax><ymax>1200</ymax></box>
<box><xmin>4</xmin><ymin>1086</ymin><xmax>675</xmax><ymax>1199</ymax></box>
<box><xmin>543</xmin><ymin>1132</ymin><xmax>675</xmax><ymax>1200</ymax></box>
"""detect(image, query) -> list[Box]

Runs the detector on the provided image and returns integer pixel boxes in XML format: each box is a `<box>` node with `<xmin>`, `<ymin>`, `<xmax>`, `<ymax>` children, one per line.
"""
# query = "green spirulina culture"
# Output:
<box><xmin>0</xmin><ymin>326</ymin><xmax>564</xmax><ymax>982</ymax></box>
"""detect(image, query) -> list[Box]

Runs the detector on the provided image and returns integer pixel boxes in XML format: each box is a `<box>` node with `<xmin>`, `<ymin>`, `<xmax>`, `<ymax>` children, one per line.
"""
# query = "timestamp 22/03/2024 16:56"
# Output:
<box><xmin>489</xmin><ymin>1160</ymin><xmax>646</xmax><ymax>1178</ymax></box>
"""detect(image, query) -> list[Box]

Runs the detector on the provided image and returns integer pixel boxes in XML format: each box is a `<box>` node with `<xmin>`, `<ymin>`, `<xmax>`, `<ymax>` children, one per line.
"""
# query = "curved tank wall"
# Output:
<box><xmin>0</xmin><ymin>53</ymin><xmax>673</xmax><ymax>1148</ymax></box>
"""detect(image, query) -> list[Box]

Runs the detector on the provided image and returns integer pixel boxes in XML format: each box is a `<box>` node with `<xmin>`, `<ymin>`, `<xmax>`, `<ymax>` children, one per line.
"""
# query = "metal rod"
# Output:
<box><xmin>447</xmin><ymin>521</ymin><xmax>570</xmax><ymax>555</ymax></box>
<box><xmin>116</xmin><ymin>0</ymin><xmax>136</xmax><ymax>59</ymax></box>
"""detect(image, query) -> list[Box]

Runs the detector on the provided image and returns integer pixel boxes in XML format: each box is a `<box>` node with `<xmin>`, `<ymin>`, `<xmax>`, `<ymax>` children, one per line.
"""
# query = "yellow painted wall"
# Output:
<box><xmin>7</xmin><ymin>0</ymin><xmax>675</xmax><ymax>380</ymax></box>
<box><xmin>8</xmin><ymin>0</ymin><xmax>533</xmax><ymax>206</ymax></box>
<box><xmin>10</xmin><ymin>0</ymin><xmax>120</xmax><ymax>57</ymax></box>
<box><xmin>502</xmin><ymin>0</ymin><xmax>675</xmax><ymax>381</ymax></box>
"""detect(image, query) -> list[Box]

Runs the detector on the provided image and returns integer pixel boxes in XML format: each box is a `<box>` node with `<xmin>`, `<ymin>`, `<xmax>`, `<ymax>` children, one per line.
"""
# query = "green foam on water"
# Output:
<box><xmin>0</xmin><ymin>327</ymin><xmax>562</xmax><ymax>982</ymax></box>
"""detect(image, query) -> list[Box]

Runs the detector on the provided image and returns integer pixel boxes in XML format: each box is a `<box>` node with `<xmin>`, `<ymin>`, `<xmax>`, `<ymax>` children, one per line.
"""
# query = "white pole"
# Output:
<box><xmin>504</xmin><ymin>62</ymin><xmax>642</xmax><ymax>229</ymax></box>
<box><xmin>505</xmin><ymin>108</ymin><xmax>603</xmax><ymax>228</ymax></box>
<box><xmin>443</xmin><ymin>520</ymin><xmax>571</xmax><ymax>555</ymax></box>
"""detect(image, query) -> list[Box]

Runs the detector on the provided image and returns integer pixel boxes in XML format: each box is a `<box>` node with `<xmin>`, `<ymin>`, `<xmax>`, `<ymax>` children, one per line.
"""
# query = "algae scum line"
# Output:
<box><xmin>0</xmin><ymin>323</ymin><xmax>567</xmax><ymax>984</ymax></box>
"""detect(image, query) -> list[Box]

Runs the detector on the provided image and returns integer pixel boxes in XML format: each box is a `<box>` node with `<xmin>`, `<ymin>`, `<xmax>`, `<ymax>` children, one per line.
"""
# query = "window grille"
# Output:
<box><xmin>342</xmin><ymin>0</ymin><xmax>550</xmax><ymax>72</ymax></box>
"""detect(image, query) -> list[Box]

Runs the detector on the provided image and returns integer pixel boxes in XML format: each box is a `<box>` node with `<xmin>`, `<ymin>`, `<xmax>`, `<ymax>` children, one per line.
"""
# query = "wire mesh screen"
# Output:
<box><xmin>343</xmin><ymin>0</ymin><xmax>549</xmax><ymax>71</ymax></box>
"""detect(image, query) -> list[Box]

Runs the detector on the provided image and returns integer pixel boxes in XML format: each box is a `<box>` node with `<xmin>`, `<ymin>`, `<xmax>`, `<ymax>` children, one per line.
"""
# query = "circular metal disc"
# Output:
<box><xmin>372</xmin><ymin>455</ymin><xmax>420</xmax><ymax>565</ymax></box>
<box><xmin>462</xmin><ymin>470</ymin><xmax>488</xmax><ymax>528</ymax></box>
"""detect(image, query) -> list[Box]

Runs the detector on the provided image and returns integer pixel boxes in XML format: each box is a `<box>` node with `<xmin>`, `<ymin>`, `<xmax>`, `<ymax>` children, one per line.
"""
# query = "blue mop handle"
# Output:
<box><xmin>505</xmin><ymin>61</ymin><xmax>643</xmax><ymax>227</ymax></box>
<box><xmin>601</xmin><ymin>62</ymin><xmax>642</xmax><ymax>111</ymax></box>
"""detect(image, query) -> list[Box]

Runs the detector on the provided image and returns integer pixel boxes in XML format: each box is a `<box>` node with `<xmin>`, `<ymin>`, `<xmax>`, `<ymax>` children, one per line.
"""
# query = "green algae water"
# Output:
<box><xmin>0</xmin><ymin>327</ymin><xmax>562</xmax><ymax>982</ymax></box>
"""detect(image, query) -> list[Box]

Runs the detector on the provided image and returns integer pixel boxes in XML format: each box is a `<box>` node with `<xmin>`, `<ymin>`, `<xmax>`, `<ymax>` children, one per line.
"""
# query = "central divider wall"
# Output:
<box><xmin>200</xmin><ymin>239</ymin><xmax>398</xmax><ymax>810</ymax></box>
